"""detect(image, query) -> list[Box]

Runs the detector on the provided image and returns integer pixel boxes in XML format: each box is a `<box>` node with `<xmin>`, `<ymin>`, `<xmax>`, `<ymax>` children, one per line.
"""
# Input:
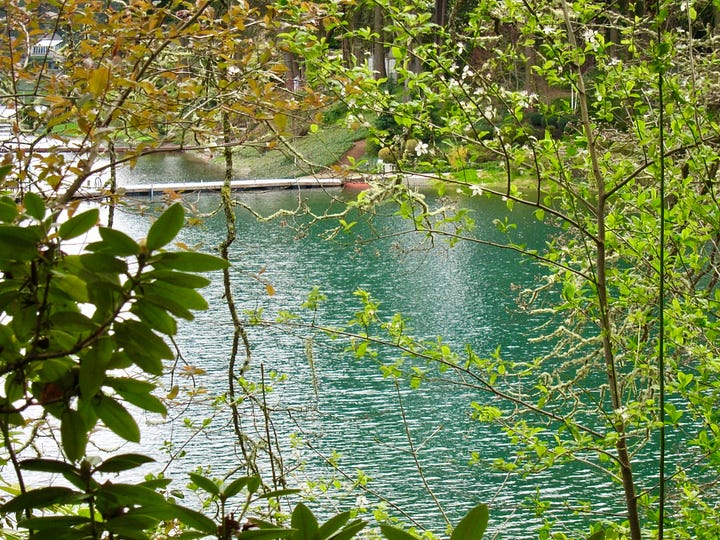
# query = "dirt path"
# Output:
<box><xmin>336</xmin><ymin>139</ymin><xmax>366</xmax><ymax>166</ymax></box>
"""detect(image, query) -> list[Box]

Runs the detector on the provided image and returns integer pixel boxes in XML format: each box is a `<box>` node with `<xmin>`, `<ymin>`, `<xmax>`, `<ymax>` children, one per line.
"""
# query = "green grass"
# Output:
<box><xmin>230</xmin><ymin>125</ymin><xmax>367</xmax><ymax>179</ymax></box>
<box><xmin>48</xmin><ymin>121</ymin><xmax>82</xmax><ymax>135</ymax></box>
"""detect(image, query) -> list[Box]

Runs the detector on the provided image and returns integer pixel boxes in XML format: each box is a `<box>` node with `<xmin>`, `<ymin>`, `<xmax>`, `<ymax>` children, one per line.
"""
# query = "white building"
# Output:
<box><xmin>29</xmin><ymin>37</ymin><xmax>64</xmax><ymax>70</ymax></box>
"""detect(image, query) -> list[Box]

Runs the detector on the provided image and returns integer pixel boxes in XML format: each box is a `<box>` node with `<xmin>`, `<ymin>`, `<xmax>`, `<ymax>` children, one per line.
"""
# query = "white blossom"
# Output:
<box><xmin>415</xmin><ymin>141</ymin><xmax>429</xmax><ymax>156</ymax></box>
<box><xmin>470</xmin><ymin>184</ymin><xmax>484</xmax><ymax>197</ymax></box>
<box><xmin>516</xmin><ymin>90</ymin><xmax>538</xmax><ymax>108</ymax></box>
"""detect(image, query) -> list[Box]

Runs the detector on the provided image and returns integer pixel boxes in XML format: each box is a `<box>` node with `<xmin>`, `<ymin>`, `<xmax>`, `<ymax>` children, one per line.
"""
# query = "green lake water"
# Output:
<box><xmin>105</xmin><ymin>155</ymin><xmax>661</xmax><ymax>538</ymax></box>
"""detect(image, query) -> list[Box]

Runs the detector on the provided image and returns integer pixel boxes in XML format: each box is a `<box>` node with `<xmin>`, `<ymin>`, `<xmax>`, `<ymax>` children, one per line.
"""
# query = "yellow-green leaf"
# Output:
<box><xmin>88</xmin><ymin>66</ymin><xmax>110</xmax><ymax>97</ymax></box>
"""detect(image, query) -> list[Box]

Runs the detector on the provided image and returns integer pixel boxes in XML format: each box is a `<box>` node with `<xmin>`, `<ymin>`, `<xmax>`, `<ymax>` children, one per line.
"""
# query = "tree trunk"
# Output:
<box><xmin>373</xmin><ymin>4</ymin><xmax>387</xmax><ymax>79</ymax></box>
<box><xmin>434</xmin><ymin>0</ymin><xmax>448</xmax><ymax>29</ymax></box>
<box><xmin>560</xmin><ymin>1</ymin><xmax>642</xmax><ymax>537</ymax></box>
<box><xmin>284</xmin><ymin>51</ymin><xmax>301</xmax><ymax>90</ymax></box>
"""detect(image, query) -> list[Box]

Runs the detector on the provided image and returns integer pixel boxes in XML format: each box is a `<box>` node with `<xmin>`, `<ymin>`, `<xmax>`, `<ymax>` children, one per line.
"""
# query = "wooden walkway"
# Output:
<box><xmin>75</xmin><ymin>177</ymin><xmax>346</xmax><ymax>198</ymax></box>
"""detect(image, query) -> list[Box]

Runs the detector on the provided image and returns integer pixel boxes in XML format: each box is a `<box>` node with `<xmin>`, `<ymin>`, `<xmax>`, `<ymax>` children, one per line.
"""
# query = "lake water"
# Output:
<box><xmin>101</xmin><ymin>155</ymin><xmax>647</xmax><ymax>538</ymax></box>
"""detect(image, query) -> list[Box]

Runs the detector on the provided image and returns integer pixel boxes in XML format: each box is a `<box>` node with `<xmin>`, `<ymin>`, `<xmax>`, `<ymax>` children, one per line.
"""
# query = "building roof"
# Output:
<box><xmin>34</xmin><ymin>38</ymin><xmax>63</xmax><ymax>48</ymax></box>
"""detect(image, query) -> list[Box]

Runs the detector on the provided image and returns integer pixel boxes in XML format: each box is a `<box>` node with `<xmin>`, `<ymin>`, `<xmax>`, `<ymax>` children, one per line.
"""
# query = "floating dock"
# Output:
<box><xmin>74</xmin><ymin>177</ymin><xmax>346</xmax><ymax>198</ymax></box>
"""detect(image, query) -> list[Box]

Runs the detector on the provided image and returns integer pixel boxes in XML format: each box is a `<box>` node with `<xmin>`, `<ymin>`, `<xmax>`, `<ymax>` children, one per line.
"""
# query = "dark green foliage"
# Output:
<box><xmin>0</xmin><ymin>196</ymin><xmax>228</xmax><ymax>538</ymax></box>
<box><xmin>323</xmin><ymin>100</ymin><xmax>349</xmax><ymax>124</ymax></box>
<box><xmin>374</xmin><ymin>112</ymin><xmax>403</xmax><ymax>140</ymax></box>
<box><xmin>524</xmin><ymin>110</ymin><xmax>575</xmax><ymax>139</ymax></box>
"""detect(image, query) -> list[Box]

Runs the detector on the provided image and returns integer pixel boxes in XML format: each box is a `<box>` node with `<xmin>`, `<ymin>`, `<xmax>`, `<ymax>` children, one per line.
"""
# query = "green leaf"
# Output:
<box><xmin>189</xmin><ymin>472</ymin><xmax>221</xmax><ymax>497</ymax></box>
<box><xmin>79</xmin><ymin>338</ymin><xmax>112</xmax><ymax>399</ymax></box>
<box><xmin>166</xmin><ymin>503</ymin><xmax>217</xmax><ymax>534</ymax></box>
<box><xmin>152</xmin><ymin>251</ymin><xmax>229</xmax><ymax>271</ymax></box>
<box><xmin>96</xmin><ymin>483</ymin><xmax>166</xmax><ymax>506</ymax></box>
<box><xmin>34</xmin><ymin>357</ymin><xmax>74</xmax><ymax>382</ymax></box>
<box><xmin>105</xmin><ymin>512</ymin><xmax>159</xmax><ymax>536</ymax></box>
<box><xmin>87</xmin><ymin>227</ymin><xmax>140</xmax><ymax>256</ymax></box>
<box><xmin>104</xmin><ymin>379</ymin><xmax>166</xmax><ymax>415</ymax></box>
<box><xmin>23</xmin><ymin>192</ymin><xmax>45</xmax><ymax>220</ymax></box>
<box><xmin>247</xmin><ymin>475</ymin><xmax>260</xmax><ymax>493</ymax></box>
<box><xmin>0</xmin><ymin>487</ymin><xmax>84</xmax><ymax>513</ymax></box>
<box><xmin>22</xmin><ymin>528</ymin><xmax>80</xmax><ymax>540</ymax></box>
<box><xmin>0</xmin><ymin>225</ymin><xmax>41</xmax><ymax>261</ymax></box>
<box><xmin>317</xmin><ymin>512</ymin><xmax>350</xmax><ymax>540</ymax></box>
<box><xmin>291</xmin><ymin>503</ymin><xmax>318</xmax><ymax>540</ymax></box>
<box><xmin>0</xmin><ymin>164</ymin><xmax>11</xmax><ymax>181</ymax></box>
<box><xmin>588</xmin><ymin>532</ymin><xmax>605</xmax><ymax>540</ymax></box>
<box><xmin>61</xmin><ymin>409</ymin><xmax>88</xmax><ymax>462</ymax></box>
<box><xmin>244</xmin><ymin>518</ymin><xmax>278</xmax><ymax>529</ymax></box>
<box><xmin>141</xmin><ymin>477</ymin><xmax>173</xmax><ymax>490</ymax></box>
<box><xmin>449</xmin><ymin>503</ymin><xmax>489</xmax><ymax>540</ymax></box>
<box><xmin>141</xmin><ymin>291</ymin><xmax>194</xmax><ymax>321</ymax></box>
<box><xmin>146</xmin><ymin>203</ymin><xmax>184</xmax><ymax>251</ymax></box>
<box><xmin>379</xmin><ymin>525</ymin><xmax>418</xmax><ymax>540</ymax></box>
<box><xmin>59</xmin><ymin>208</ymin><xmax>99</xmax><ymax>240</ymax></box>
<box><xmin>257</xmin><ymin>488</ymin><xmax>302</xmax><ymax>500</ymax></box>
<box><xmin>19</xmin><ymin>458</ymin><xmax>78</xmax><ymax>475</ymax></box>
<box><xmin>115</xmin><ymin>387</ymin><xmax>167</xmax><ymax>416</ymax></box>
<box><xmin>141</xmin><ymin>281</ymin><xmax>208</xmax><ymax>311</ymax></box>
<box><xmin>61</xmin><ymin>469</ymin><xmax>89</xmax><ymax>492</ymax></box>
<box><xmin>96</xmin><ymin>453</ymin><xmax>155</xmax><ymax>473</ymax></box>
<box><xmin>0</xmin><ymin>399</ymin><xmax>23</xmax><ymax>427</ymax></box>
<box><xmin>53</xmin><ymin>274</ymin><xmax>89</xmax><ymax>303</ymax></box>
<box><xmin>131</xmin><ymin>300</ymin><xmax>178</xmax><ymax>335</ymax></box>
<box><xmin>113</xmin><ymin>320</ymin><xmax>172</xmax><ymax>375</ymax></box>
<box><xmin>221</xmin><ymin>476</ymin><xmax>251</xmax><ymax>499</ymax></box>
<box><xmin>79</xmin><ymin>253</ymin><xmax>128</xmax><ymax>274</ymax></box>
<box><xmin>327</xmin><ymin>520</ymin><xmax>366</xmax><ymax>540</ymax></box>
<box><xmin>146</xmin><ymin>269</ymin><xmax>212</xmax><ymax>288</ymax></box>
<box><xmin>0</xmin><ymin>196</ymin><xmax>18</xmax><ymax>222</ymax></box>
<box><xmin>94</xmin><ymin>395</ymin><xmax>141</xmax><ymax>442</ymax></box>
<box><xmin>18</xmin><ymin>515</ymin><xmax>91</xmax><ymax>530</ymax></box>
<box><xmin>106</xmin><ymin>377</ymin><xmax>156</xmax><ymax>394</ymax></box>
<box><xmin>50</xmin><ymin>311</ymin><xmax>97</xmax><ymax>332</ymax></box>
<box><xmin>238</xmin><ymin>528</ymin><xmax>297</xmax><ymax>540</ymax></box>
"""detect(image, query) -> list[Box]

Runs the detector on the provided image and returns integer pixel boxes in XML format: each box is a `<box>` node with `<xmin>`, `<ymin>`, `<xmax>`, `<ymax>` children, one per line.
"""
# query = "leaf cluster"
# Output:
<box><xmin>0</xmin><ymin>183</ymin><xmax>228</xmax><ymax>536</ymax></box>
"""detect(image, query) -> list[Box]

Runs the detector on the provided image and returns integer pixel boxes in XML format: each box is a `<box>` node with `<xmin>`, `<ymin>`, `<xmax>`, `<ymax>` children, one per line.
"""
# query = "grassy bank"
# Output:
<box><xmin>229</xmin><ymin>125</ymin><xmax>366</xmax><ymax>178</ymax></box>
<box><xmin>214</xmin><ymin>122</ymin><xmax>535</xmax><ymax>193</ymax></box>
